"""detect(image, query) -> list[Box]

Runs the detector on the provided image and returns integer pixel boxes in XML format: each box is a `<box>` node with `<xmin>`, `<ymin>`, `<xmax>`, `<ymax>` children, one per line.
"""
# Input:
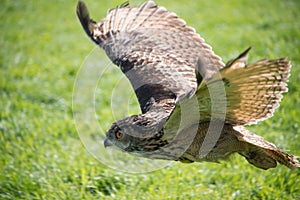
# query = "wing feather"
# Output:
<box><xmin>77</xmin><ymin>0</ymin><xmax>224</xmax><ymax>113</ymax></box>
<box><xmin>196</xmin><ymin>48</ymin><xmax>291</xmax><ymax>125</ymax></box>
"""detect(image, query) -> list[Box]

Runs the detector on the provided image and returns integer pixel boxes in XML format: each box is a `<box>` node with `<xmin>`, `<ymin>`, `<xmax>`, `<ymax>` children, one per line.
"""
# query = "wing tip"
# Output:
<box><xmin>76</xmin><ymin>1</ymin><xmax>95</xmax><ymax>38</ymax></box>
<box><xmin>225</xmin><ymin>47</ymin><xmax>252</xmax><ymax>68</ymax></box>
<box><xmin>120</xmin><ymin>1</ymin><xmax>130</xmax><ymax>8</ymax></box>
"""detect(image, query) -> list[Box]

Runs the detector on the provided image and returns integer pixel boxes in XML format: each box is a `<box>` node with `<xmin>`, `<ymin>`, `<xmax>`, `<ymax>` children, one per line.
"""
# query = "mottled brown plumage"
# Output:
<box><xmin>77</xmin><ymin>0</ymin><xmax>300</xmax><ymax>169</ymax></box>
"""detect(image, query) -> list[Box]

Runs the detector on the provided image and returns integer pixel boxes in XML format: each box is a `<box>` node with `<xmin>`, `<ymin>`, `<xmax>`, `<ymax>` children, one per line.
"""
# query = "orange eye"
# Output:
<box><xmin>115</xmin><ymin>132</ymin><xmax>123</xmax><ymax>140</ymax></box>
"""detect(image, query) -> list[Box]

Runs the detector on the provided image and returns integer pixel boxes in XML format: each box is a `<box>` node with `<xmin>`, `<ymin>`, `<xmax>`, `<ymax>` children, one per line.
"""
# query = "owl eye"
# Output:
<box><xmin>115</xmin><ymin>131</ymin><xmax>123</xmax><ymax>140</ymax></box>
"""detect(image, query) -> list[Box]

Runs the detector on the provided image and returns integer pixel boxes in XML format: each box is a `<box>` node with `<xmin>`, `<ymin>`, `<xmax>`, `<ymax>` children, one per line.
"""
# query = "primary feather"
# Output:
<box><xmin>77</xmin><ymin>0</ymin><xmax>224</xmax><ymax>109</ymax></box>
<box><xmin>194</xmin><ymin>47</ymin><xmax>291</xmax><ymax>125</ymax></box>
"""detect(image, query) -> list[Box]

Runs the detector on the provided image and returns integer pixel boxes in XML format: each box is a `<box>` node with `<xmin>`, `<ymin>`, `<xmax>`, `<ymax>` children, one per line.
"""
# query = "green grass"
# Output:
<box><xmin>1</xmin><ymin>0</ymin><xmax>300</xmax><ymax>199</ymax></box>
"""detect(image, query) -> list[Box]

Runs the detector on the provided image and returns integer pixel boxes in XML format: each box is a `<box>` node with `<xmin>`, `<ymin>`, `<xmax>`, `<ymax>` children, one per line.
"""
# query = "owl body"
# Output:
<box><xmin>178</xmin><ymin>123</ymin><xmax>296</xmax><ymax>170</ymax></box>
<box><xmin>180</xmin><ymin>123</ymin><xmax>242</xmax><ymax>163</ymax></box>
<box><xmin>77</xmin><ymin>1</ymin><xmax>300</xmax><ymax>169</ymax></box>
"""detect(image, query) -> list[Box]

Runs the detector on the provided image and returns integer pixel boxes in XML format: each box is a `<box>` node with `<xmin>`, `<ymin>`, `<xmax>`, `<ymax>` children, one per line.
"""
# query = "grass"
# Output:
<box><xmin>1</xmin><ymin>0</ymin><xmax>300</xmax><ymax>199</ymax></box>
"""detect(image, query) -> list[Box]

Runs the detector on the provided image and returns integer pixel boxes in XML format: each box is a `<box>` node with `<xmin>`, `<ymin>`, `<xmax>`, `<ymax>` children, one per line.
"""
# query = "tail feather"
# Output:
<box><xmin>239</xmin><ymin>147</ymin><xmax>300</xmax><ymax>170</ymax></box>
<box><xmin>234</xmin><ymin>126</ymin><xmax>300</xmax><ymax>169</ymax></box>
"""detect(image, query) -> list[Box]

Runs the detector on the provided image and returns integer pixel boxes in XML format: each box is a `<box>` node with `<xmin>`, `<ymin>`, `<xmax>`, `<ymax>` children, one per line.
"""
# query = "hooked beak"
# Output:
<box><xmin>104</xmin><ymin>138</ymin><xmax>113</xmax><ymax>148</ymax></box>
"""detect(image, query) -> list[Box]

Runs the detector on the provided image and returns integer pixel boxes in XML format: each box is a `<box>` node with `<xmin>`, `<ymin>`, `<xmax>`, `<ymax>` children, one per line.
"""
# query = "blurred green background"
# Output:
<box><xmin>1</xmin><ymin>0</ymin><xmax>300</xmax><ymax>199</ymax></box>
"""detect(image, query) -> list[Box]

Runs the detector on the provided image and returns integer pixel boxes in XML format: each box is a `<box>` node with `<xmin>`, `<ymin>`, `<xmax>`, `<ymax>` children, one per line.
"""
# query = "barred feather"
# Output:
<box><xmin>77</xmin><ymin>0</ymin><xmax>224</xmax><ymax>108</ymax></box>
<box><xmin>196</xmin><ymin>48</ymin><xmax>291</xmax><ymax>125</ymax></box>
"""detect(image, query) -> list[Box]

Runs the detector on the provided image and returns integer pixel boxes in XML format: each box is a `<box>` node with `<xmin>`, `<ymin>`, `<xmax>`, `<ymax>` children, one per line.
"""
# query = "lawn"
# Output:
<box><xmin>1</xmin><ymin>0</ymin><xmax>300</xmax><ymax>199</ymax></box>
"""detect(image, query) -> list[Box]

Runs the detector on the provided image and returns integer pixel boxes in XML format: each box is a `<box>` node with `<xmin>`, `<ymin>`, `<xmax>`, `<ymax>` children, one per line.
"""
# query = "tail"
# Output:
<box><xmin>234</xmin><ymin>126</ymin><xmax>300</xmax><ymax>170</ymax></box>
<box><xmin>197</xmin><ymin>47</ymin><xmax>291</xmax><ymax>125</ymax></box>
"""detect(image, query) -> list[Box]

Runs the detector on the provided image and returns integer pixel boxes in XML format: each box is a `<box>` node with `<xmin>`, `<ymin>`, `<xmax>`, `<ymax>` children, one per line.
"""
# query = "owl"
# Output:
<box><xmin>77</xmin><ymin>0</ymin><xmax>300</xmax><ymax>169</ymax></box>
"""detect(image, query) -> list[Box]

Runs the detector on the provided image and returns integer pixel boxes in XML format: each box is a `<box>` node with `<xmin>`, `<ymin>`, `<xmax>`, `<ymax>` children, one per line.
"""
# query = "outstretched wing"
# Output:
<box><xmin>196</xmin><ymin>47</ymin><xmax>291</xmax><ymax>125</ymax></box>
<box><xmin>77</xmin><ymin>0</ymin><xmax>224</xmax><ymax>113</ymax></box>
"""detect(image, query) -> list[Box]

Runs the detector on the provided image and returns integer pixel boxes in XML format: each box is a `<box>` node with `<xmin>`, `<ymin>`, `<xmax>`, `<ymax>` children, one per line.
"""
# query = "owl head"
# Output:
<box><xmin>104</xmin><ymin>115</ymin><xmax>168</xmax><ymax>154</ymax></box>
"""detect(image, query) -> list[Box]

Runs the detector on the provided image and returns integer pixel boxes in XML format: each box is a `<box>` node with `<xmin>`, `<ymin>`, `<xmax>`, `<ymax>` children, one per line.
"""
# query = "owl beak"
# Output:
<box><xmin>104</xmin><ymin>138</ymin><xmax>113</xmax><ymax>148</ymax></box>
